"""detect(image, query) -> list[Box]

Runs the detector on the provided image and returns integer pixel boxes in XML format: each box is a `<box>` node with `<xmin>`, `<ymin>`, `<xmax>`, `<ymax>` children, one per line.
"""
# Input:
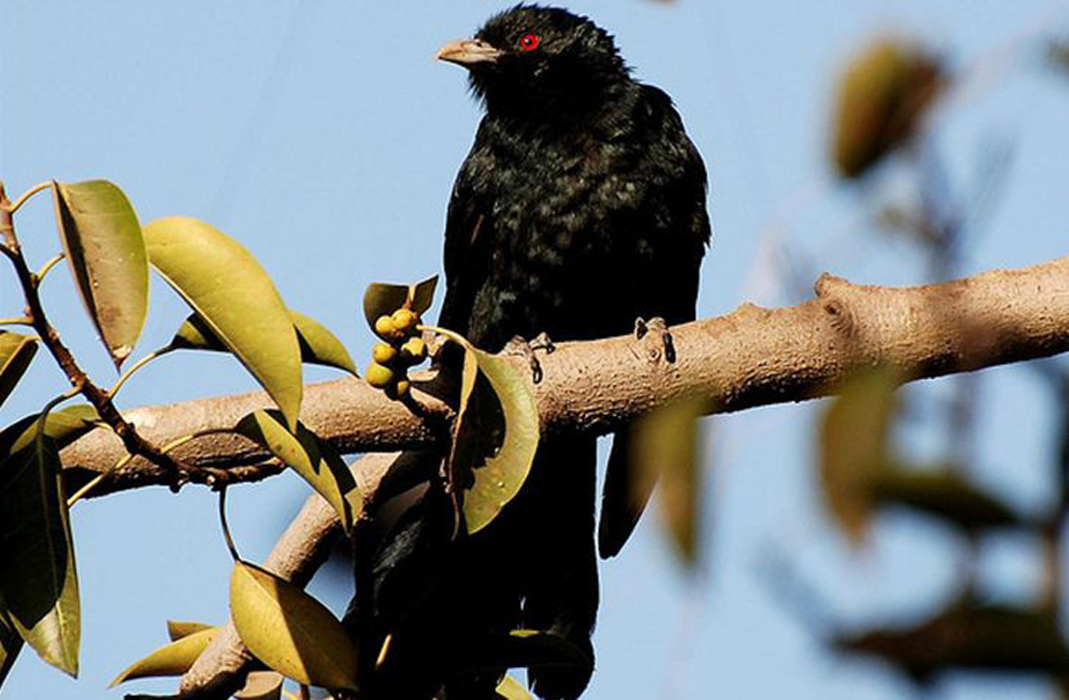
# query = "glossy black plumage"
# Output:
<box><xmin>370</xmin><ymin>6</ymin><xmax>709</xmax><ymax>699</ymax></box>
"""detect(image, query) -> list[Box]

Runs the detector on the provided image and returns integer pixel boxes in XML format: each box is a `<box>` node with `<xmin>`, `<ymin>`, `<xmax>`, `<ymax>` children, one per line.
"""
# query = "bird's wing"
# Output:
<box><xmin>599</xmin><ymin>85</ymin><xmax>711</xmax><ymax>559</ymax></box>
<box><xmin>438</xmin><ymin>121</ymin><xmax>496</xmax><ymax>337</ymax></box>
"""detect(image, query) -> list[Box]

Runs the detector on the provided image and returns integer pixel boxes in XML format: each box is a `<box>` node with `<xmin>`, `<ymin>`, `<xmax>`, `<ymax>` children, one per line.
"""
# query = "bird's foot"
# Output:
<box><xmin>634</xmin><ymin>317</ymin><xmax>676</xmax><ymax>363</ymax></box>
<box><xmin>505</xmin><ymin>332</ymin><xmax>555</xmax><ymax>384</ymax></box>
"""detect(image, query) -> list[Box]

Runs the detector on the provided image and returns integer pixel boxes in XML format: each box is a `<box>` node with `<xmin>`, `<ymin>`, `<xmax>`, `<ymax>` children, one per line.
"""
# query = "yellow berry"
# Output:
<box><xmin>383</xmin><ymin>377</ymin><xmax>410</xmax><ymax>400</ymax></box>
<box><xmin>374</xmin><ymin>315</ymin><xmax>398</xmax><ymax>339</ymax></box>
<box><xmin>365</xmin><ymin>361</ymin><xmax>394</xmax><ymax>388</ymax></box>
<box><xmin>391</xmin><ymin>308</ymin><xmax>418</xmax><ymax>333</ymax></box>
<box><xmin>400</xmin><ymin>337</ymin><xmax>427</xmax><ymax>364</ymax></box>
<box><xmin>372</xmin><ymin>342</ymin><xmax>398</xmax><ymax>365</ymax></box>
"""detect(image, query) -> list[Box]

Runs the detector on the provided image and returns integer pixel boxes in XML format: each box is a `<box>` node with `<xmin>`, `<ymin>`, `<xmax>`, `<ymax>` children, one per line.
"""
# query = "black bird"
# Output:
<box><xmin>370</xmin><ymin>6</ymin><xmax>709</xmax><ymax>699</ymax></box>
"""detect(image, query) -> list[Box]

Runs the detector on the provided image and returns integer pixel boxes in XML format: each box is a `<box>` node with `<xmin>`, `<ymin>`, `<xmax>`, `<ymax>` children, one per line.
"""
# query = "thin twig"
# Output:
<box><xmin>218</xmin><ymin>486</ymin><xmax>240</xmax><ymax>561</ymax></box>
<box><xmin>1</xmin><ymin>180</ymin><xmax>52</xmax><ymax>215</ymax></box>
<box><xmin>108</xmin><ymin>347</ymin><xmax>172</xmax><ymax>398</ymax></box>
<box><xmin>35</xmin><ymin>253</ymin><xmax>65</xmax><ymax>282</ymax></box>
<box><xmin>0</xmin><ymin>185</ymin><xmax>225</xmax><ymax>491</ymax></box>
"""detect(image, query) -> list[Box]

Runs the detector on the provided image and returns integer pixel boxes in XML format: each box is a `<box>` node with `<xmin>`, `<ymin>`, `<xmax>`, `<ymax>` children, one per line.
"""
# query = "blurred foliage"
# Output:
<box><xmin>831</xmin><ymin>39</ymin><xmax>943</xmax><ymax>179</ymax></box>
<box><xmin>836</xmin><ymin>600</ymin><xmax>1069</xmax><ymax>683</ymax></box>
<box><xmin>814</xmin><ymin>22</ymin><xmax>1069</xmax><ymax>696</ymax></box>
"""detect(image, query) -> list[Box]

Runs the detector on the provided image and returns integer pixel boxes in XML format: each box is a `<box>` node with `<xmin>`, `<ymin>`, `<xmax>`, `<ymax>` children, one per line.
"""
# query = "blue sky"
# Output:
<box><xmin>2</xmin><ymin>2</ymin><xmax>1068</xmax><ymax>698</ymax></box>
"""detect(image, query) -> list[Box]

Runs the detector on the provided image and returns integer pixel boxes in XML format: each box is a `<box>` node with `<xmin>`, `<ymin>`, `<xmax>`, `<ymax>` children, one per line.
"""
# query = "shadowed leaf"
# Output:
<box><xmin>0</xmin><ymin>405</ymin><xmax>100</xmax><ymax>459</ymax></box>
<box><xmin>447</xmin><ymin>343</ymin><xmax>540</xmax><ymax>534</ymax></box>
<box><xmin>463</xmin><ymin>628</ymin><xmax>592</xmax><ymax>675</ymax></box>
<box><xmin>108</xmin><ymin>627</ymin><xmax>218</xmax><ymax>686</ymax></box>
<box><xmin>362</xmin><ymin>284</ymin><xmax>408</xmax><ymax>331</ymax></box>
<box><xmin>836</xmin><ymin>601</ymin><xmax>1069</xmax><ymax>682</ymax></box>
<box><xmin>234</xmin><ymin>670</ymin><xmax>284</xmax><ymax>700</ymax></box>
<box><xmin>0</xmin><ymin>611</ymin><xmax>24</xmax><ymax>689</ymax></box>
<box><xmin>409</xmin><ymin>275</ymin><xmax>439</xmax><ymax>316</ymax></box>
<box><xmin>230</xmin><ymin>560</ymin><xmax>358</xmax><ymax>690</ymax></box>
<box><xmin>362</xmin><ymin>275</ymin><xmax>439</xmax><ymax>330</ymax></box>
<box><xmin>481</xmin><ymin>629</ymin><xmax>593</xmax><ymax>673</ymax></box>
<box><xmin>52</xmin><ymin>180</ymin><xmax>148</xmax><ymax>367</ymax></box>
<box><xmin>0</xmin><ymin>332</ymin><xmax>38</xmax><ymax>409</ymax></box>
<box><xmin>235</xmin><ymin>410</ymin><xmax>357</xmax><ymax>534</ymax></box>
<box><xmin>628</xmin><ymin>397</ymin><xmax>707</xmax><ymax>566</ymax></box>
<box><xmin>819</xmin><ymin>367</ymin><xmax>899</xmax><ymax>546</ymax></box>
<box><xmin>144</xmin><ymin>216</ymin><xmax>302</xmax><ymax>428</ymax></box>
<box><xmin>871</xmin><ymin>468</ymin><xmax>1022</xmax><ymax>531</ymax></box>
<box><xmin>171</xmin><ymin>311</ymin><xmax>356</xmax><ymax>375</ymax></box>
<box><xmin>290</xmin><ymin>311</ymin><xmax>357</xmax><ymax>375</ymax></box>
<box><xmin>166</xmin><ymin>620</ymin><xmax>214</xmax><ymax>642</ymax></box>
<box><xmin>0</xmin><ymin>437</ymin><xmax>79</xmax><ymax>676</ymax></box>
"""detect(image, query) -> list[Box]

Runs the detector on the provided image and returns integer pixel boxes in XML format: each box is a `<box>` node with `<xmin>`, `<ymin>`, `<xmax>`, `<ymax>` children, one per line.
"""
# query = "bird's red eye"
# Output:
<box><xmin>519</xmin><ymin>33</ymin><xmax>541</xmax><ymax>51</ymax></box>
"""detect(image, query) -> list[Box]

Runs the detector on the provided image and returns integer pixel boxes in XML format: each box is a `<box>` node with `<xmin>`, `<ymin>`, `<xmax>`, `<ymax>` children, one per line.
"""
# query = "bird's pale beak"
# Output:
<box><xmin>436</xmin><ymin>39</ymin><xmax>502</xmax><ymax>67</ymax></box>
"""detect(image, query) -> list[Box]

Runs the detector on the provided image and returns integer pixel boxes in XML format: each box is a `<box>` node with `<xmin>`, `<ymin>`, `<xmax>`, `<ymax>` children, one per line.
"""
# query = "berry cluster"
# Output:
<box><xmin>366</xmin><ymin>307</ymin><xmax>427</xmax><ymax>399</ymax></box>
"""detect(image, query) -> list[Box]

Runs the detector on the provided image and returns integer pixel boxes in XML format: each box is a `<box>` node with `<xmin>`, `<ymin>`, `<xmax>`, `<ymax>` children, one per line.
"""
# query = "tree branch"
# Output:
<box><xmin>171</xmin><ymin>451</ymin><xmax>400</xmax><ymax>699</ymax></box>
<box><xmin>120</xmin><ymin>254</ymin><xmax>1069</xmax><ymax>697</ymax></box>
<box><xmin>64</xmin><ymin>254</ymin><xmax>1069</xmax><ymax>497</ymax></box>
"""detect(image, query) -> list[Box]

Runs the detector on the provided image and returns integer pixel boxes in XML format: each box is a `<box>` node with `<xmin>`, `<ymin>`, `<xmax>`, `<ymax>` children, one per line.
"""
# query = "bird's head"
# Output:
<box><xmin>436</xmin><ymin>5</ymin><xmax>630</xmax><ymax>119</ymax></box>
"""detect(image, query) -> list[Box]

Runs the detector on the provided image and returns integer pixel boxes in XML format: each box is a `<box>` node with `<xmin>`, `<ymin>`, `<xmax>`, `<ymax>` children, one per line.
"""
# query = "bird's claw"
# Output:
<box><xmin>634</xmin><ymin>316</ymin><xmax>676</xmax><ymax>363</ymax></box>
<box><xmin>505</xmin><ymin>332</ymin><xmax>555</xmax><ymax>383</ymax></box>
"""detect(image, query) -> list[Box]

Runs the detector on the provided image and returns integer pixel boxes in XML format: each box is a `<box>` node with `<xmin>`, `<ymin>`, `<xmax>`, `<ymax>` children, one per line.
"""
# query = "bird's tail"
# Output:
<box><xmin>522</xmin><ymin>436</ymin><xmax>599</xmax><ymax>700</ymax></box>
<box><xmin>598</xmin><ymin>427</ymin><xmax>658</xmax><ymax>558</ymax></box>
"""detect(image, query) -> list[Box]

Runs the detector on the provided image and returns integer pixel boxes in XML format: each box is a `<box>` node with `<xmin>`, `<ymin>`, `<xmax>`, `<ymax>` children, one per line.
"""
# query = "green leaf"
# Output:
<box><xmin>409</xmin><ymin>275</ymin><xmax>439</xmax><ymax>316</ymax></box>
<box><xmin>361</xmin><ymin>274</ymin><xmax>439</xmax><ymax>330</ymax></box>
<box><xmin>363</xmin><ymin>283</ymin><xmax>408</xmax><ymax>330</ymax></box>
<box><xmin>52</xmin><ymin>180</ymin><xmax>148</xmax><ymax>367</ymax></box>
<box><xmin>447</xmin><ymin>344</ymin><xmax>540</xmax><ymax>534</ymax></box>
<box><xmin>167</xmin><ymin>313</ymin><xmax>221</xmax><ymax>351</ymax></box>
<box><xmin>144</xmin><ymin>216</ymin><xmax>302</xmax><ymax>428</ymax></box>
<box><xmin>871</xmin><ymin>468</ymin><xmax>1022</xmax><ymax>531</ymax></box>
<box><xmin>0</xmin><ymin>610</ymin><xmax>24</xmax><ymax>689</ymax></box>
<box><xmin>170</xmin><ymin>311</ymin><xmax>356</xmax><ymax>376</ymax></box>
<box><xmin>628</xmin><ymin>397</ymin><xmax>707</xmax><ymax>566</ymax></box>
<box><xmin>0</xmin><ymin>405</ymin><xmax>100</xmax><ymax>459</ymax></box>
<box><xmin>819</xmin><ymin>367</ymin><xmax>899</xmax><ymax>546</ymax></box>
<box><xmin>230</xmin><ymin>560</ymin><xmax>358</xmax><ymax>690</ymax></box>
<box><xmin>234</xmin><ymin>410</ymin><xmax>357</xmax><ymax>534</ymax></box>
<box><xmin>234</xmin><ymin>670</ymin><xmax>284</xmax><ymax>700</ymax></box>
<box><xmin>108</xmin><ymin>626</ymin><xmax>218</xmax><ymax>686</ymax></box>
<box><xmin>0</xmin><ymin>332</ymin><xmax>38</xmax><ymax>409</ymax></box>
<box><xmin>166</xmin><ymin>619</ymin><xmax>214</xmax><ymax>642</ymax></box>
<box><xmin>290</xmin><ymin>311</ymin><xmax>357</xmax><ymax>375</ymax></box>
<box><xmin>0</xmin><ymin>437</ymin><xmax>80</xmax><ymax>676</ymax></box>
<box><xmin>496</xmin><ymin>674</ymin><xmax>532</xmax><ymax>700</ymax></box>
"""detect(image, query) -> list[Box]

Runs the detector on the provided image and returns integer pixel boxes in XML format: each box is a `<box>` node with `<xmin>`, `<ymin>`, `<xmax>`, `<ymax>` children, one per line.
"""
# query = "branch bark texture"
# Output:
<box><xmin>64</xmin><ymin>254</ymin><xmax>1069</xmax><ymax>494</ymax></box>
<box><xmin>104</xmin><ymin>255</ymin><xmax>1069</xmax><ymax>697</ymax></box>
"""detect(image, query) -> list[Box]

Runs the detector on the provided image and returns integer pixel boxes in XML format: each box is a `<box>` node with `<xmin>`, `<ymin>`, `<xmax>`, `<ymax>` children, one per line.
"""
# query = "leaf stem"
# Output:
<box><xmin>2</xmin><ymin>181</ymin><xmax>52</xmax><ymax>215</ymax></box>
<box><xmin>0</xmin><ymin>184</ymin><xmax>200</xmax><ymax>490</ymax></box>
<box><xmin>417</xmin><ymin>324</ymin><xmax>471</xmax><ymax>349</ymax></box>
<box><xmin>35</xmin><ymin>253</ymin><xmax>65</xmax><ymax>283</ymax></box>
<box><xmin>218</xmin><ymin>486</ymin><xmax>240</xmax><ymax>562</ymax></box>
<box><xmin>35</xmin><ymin>389</ymin><xmax>80</xmax><ymax>443</ymax></box>
<box><xmin>0</xmin><ymin>317</ymin><xmax>33</xmax><ymax>327</ymax></box>
<box><xmin>68</xmin><ymin>429</ymin><xmax>237</xmax><ymax>507</ymax></box>
<box><xmin>66</xmin><ymin>471</ymin><xmax>111</xmax><ymax>508</ymax></box>
<box><xmin>108</xmin><ymin>347</ymin><xmax>172</xmax><ymax>399</ymax></box>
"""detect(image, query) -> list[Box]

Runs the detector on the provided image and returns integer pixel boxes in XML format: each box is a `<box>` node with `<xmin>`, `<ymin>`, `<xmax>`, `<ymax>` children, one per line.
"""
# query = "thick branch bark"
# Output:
<box><xmin>65</xmin><ymin>254</ymin><xmax>1069</xmax><ymax>495</ymax></box>
<box><xmin>172</xmin><ymin>452</ymin><xmax>399</xmax><ymax>699</ymax></box>
<box><xmin>111</xmin><ymin>255</ymin><xmax>1069</xmax><ymax>697</ymax></box>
